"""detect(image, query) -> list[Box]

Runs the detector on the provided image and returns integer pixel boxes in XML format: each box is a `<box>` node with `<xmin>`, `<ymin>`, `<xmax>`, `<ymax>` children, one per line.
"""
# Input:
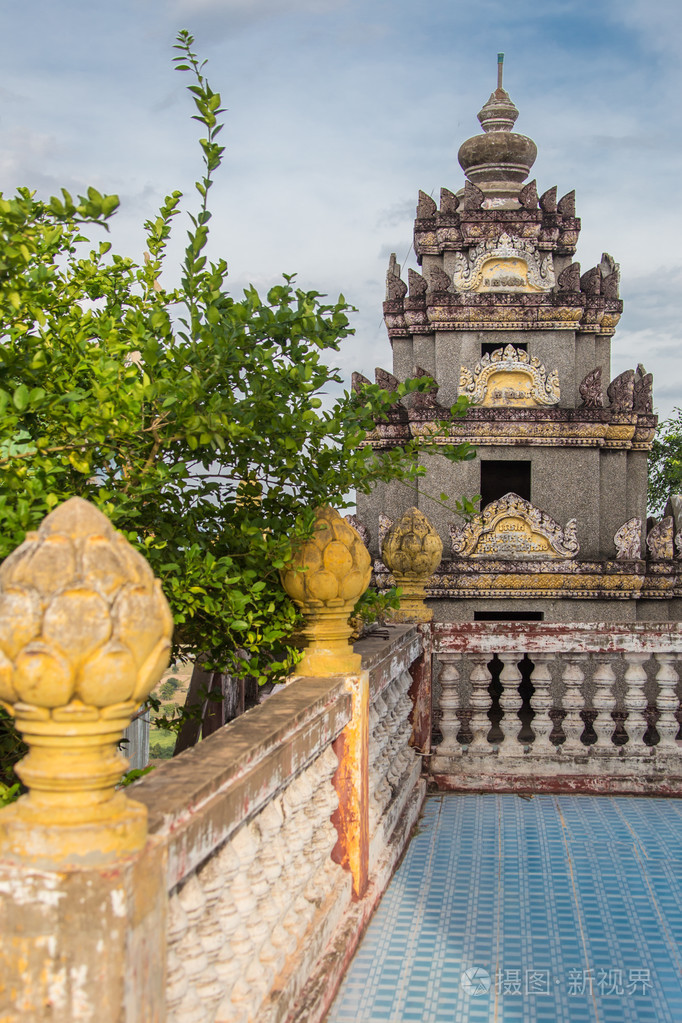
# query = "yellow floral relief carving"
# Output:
<box><xmin>460</xmin><ymin>345</ymin><xmax>560</xmax><ymax>408</ymax></box>
<box><xmin>449</xmin><ymin>494</ymin><xmax>579</xmax><ymax>560</ymax></box>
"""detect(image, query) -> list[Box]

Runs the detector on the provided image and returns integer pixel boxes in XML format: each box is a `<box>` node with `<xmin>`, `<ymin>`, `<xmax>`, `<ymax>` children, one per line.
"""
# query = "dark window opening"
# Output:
<box><xmin>474</xmin><ymin>611</ymin><xmax>544</xmax><ymax>621</ymax></box>
<box><xmin>480</xmin><ymin>460</ymin><xmax>531</xmax><ymax>508</ymax></box>
<box><xmin>481</xmin><ymin>341</ymin><xmax>527</xmax><ymax>357</ymax></box>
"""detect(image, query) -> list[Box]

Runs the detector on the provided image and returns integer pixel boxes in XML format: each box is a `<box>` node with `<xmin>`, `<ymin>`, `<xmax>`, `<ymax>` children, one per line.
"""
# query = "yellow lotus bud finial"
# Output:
<box><xmin>0</xmin><ymin>497</ymin><xmax>173</xmax><ymax>866</ymax></box>
<box><xmin>381</xmin><ymin>507</ymin><xmax>442</xmax><ymax>622</ymax></box>
<box><xmin>280</xmin><ymin>506</ymin><xmax>371</xmax><ymax>675</ymax></box>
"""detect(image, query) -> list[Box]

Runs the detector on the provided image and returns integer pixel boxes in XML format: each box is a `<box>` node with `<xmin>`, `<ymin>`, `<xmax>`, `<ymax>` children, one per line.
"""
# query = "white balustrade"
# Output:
<box><xmin>434</xmin><ymin>631</ymin><xmax>682</xmax><ymax>779</ymax></box>
<box><xmin>163</xmin><ymin>733</ymin><xmax>347</xmax><ymax>1023</ymax></box>
<box><xmin>368</xmin><ymin>667</ymin><xmax>418</xmax><ymax>844</ymax></box>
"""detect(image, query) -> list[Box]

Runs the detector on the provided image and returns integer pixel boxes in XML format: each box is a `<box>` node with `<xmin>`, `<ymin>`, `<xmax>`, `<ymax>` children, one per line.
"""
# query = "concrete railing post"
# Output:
<box><xmin>281</xmin><ymin>506</ymin><xmax>372</xmax><ymax>897</ymax></box>
<box><xmin>0</xmin><ymin>496</ymin><xmax>173</xmax><ymax>1022</ymax></box>
<box><xmin>381</xmin><ymin>507</ymin><xmax>443</xmax><ymax>622</ymax></box>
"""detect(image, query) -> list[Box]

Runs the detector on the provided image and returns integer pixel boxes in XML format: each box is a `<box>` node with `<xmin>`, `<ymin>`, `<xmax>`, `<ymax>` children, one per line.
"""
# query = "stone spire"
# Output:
<box><xmin>458</xmin><ymin>54</ymin><xmax>537</xmax><ymax>204</ymax></box>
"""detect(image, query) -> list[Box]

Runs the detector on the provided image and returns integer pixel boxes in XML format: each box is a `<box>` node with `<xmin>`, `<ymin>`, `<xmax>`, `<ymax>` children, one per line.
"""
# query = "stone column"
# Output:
<box><xmin>0</xmin><ymin>497</ymin><xmax>173</xmax><ymax>1022</ymax></box>
<box><xmin>408</xmin><ymin>624</ymin><xmax>433</xmax><ymax>755</ymax></box>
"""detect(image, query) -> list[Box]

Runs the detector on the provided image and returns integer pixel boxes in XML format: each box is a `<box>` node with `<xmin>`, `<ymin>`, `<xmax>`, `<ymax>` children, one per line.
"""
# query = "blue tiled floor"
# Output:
<box><xmin>326</xmin><ymin>794</ymin><xmax>682</xmax><ymax>1023</ymax></box>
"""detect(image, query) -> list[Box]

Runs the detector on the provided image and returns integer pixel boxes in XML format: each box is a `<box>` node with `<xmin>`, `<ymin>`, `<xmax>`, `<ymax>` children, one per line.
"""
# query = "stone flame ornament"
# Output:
<box><xmin>613</xmin><ymin>518</ymin><xmax>643</xmax><ymax>560</ymax></box>
<box><xmin>0</xmin><ymin>497</ymin><xmax>173</xmax><ymax>866</ymax></box>
<box><xmin>381</xmin><ymin>508</ymin><xmax>443</xmax><ymax>622</ymax></box>
<box><xmin>280</xmin><ymin>507</ymin><xmax>371</xmax><ymax>675</ymax></box>
<box><xmin>646</xmin><ymin>517</ymin><xmax>674</xmax><ymax>561</ymax></box>
<box><xmin>460</xmin><ymin>345</ymin><xmax>560</xmax><ymax>407</ymax></box>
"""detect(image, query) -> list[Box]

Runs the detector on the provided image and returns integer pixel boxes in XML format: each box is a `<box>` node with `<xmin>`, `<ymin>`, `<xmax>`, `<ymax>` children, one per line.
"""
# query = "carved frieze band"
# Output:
<box><xmin>459</xmin><ymin>345</ymin><xmax>560</xmax><ymax>407</ymax></box>
<box><xmin>449</xmin><ymin>493</ymin><xmax>579</xmax><ymax>560</ymax></box>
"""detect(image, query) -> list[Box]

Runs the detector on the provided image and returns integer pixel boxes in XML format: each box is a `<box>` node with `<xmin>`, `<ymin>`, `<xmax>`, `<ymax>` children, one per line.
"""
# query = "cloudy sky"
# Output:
<box><xmin>1</xmin><ymin>0</ymin><xmax>681</xmax><ymax>418</ymax></box>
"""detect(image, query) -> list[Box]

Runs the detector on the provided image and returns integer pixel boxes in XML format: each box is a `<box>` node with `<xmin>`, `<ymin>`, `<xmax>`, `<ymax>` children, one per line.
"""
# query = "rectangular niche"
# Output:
<box><xmin>474</xmin><ymin>610</ymin><xmax>544</xmax><ymax>621</ymax></box>
<box><xmin>481</xmin><ymin>341</ymin><xmax>527</xmax><ymax>357</ymax></box>
<box><xmin>480</xmin><ymin>459</ymin><xmax>531</xmax><ymax>508</ymax></box>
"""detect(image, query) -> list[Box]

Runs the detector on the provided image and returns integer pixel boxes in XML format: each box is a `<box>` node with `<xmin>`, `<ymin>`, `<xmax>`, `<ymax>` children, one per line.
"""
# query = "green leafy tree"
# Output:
<box><xmin>0</xmin><ymin>32</ymin><xmax>474</xmax><ymax>770</ymax></box>
<box><xmin>649</xmin><ymin>408</ymin><xmax>682</xmax><ymax>515</ymax></box>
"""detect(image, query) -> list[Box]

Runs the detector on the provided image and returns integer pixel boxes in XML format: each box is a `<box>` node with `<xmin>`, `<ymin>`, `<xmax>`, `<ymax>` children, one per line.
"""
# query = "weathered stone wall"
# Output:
<box><xmin>134</xmin><ymin>625</ymin><xmax>426</xmax><ymax>1023</ymax></box>
<box><xmin>0</xmin><ymin>621</ymin><xmax>427</xmax><ymax>1023</ymax></box>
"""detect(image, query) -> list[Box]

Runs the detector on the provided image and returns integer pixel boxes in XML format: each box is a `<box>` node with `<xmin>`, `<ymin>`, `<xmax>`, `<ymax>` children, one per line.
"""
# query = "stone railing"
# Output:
<box><xmin>431</xmin><ymin>622</ymin><xmax>682</xmax><ymax>795</ymax></box>
<box><xmin>140</xmin><ymin>674</ymin><xmax>353</xmax><ymax>1023</ymax></box>
<box><xmin>0</xmin><ymin>501</ymin><xmax>427</xmax><ymax>1023</ymax></box>
<box><xmin>362</xmin><ymin>627</ymin><xmax>425</xmax><ymax>875</ymax></box>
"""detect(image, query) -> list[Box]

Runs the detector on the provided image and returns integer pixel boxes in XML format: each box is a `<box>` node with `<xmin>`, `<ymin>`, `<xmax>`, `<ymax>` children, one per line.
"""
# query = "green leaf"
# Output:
<box><xmin>68</xmin><ymin>451</ymin><xmax>91</xmax><ymax>474</ymax></box>
<box><xmin>12</xmin><ymin>384</ymin><xmax>29</xmax><ymax>411</ymax></box>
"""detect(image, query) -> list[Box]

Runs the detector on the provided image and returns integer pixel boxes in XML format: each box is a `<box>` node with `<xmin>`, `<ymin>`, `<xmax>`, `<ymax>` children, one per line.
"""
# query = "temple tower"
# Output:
<box><xmin>356</xmin><ymin>57</ymin><xmax>680</xmax><ymax>623</ymax></box>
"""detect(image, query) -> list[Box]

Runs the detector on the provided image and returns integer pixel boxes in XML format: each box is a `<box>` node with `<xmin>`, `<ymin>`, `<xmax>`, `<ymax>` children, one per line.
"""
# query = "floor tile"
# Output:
<box><xmin>325</xmin><ymin>794</ymin><xmax>682</xmax><ymax>1023</ymax></box>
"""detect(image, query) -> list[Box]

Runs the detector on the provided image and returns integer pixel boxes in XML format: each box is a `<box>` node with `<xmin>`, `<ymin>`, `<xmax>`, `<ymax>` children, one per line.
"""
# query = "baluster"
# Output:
<box><xmin>528</xmin><ymin>653</ymin><xmax>554</xmax><ymax>754</ymax></box>
<box><xmin>623</xmin><ymin>653</ymin><xmax>650</xmax><ymax>753</ymax></box>
<box><xmin>231</xmin><ymin>823</ymin><xmax>273</xmax><ymax>1018</ymax></box>
<box><xmin>468</xmin><ymin>654</ymin><xmax>493</xmax><ymax>751</ymax></box>
<box><xmin>560</xmin><ymin>655</ymin><xmax>586</xmax><ymax>754</ymax></box>
<box><xmin>214</xmin><ymin>844</ymin><xmax>253</xmax><ymax>1023</ymax></box>
<box><xmin>174</xmin><ymin>875</ymin><xmax>213</xmax><ymax>1023</ymax></box>
<box><xmin>654</xmin><ymin>653</ymin><xmax>680</xmax><ymax>751</ymax></box>
<box><xmin>592</xmin><ymin>656</ymin><xmax>617</xmax><ymax>752</ymax></box>
<box><xmin>167</xmin><ymin>892</ymin><xmax>207</xmax><ymax>1023</ymax></box>
<box><xmin>438</xmin><ymin>659</ymin><xmax>463</xmax><ymax>756</ymax></box>
<box><xmin>385</xmin><ymin>686</ymin><xmax>403</xmax><ymax>790</ymax></box>
<box><xmin>194</xmin><ymin>857</ymin><xmax>229</xmax><ymax>1019</ymax></box>
<box><xmin>397</xmin><ymin>671</ymin><xmax>415</xmax><ymax>774</ymax></box>
<box><xmin>368</xmin><ymin>692</ymin><xmax>389</xmax><ymax>824</ymax></box>
<box><xmin>255</xmin><ymin>801</ymin><xmax>289</xmax><ymax>975</ymax></box>
<box><xmin>282</xmin><ymin>774</ymin><xmax>317</xmax><ymax>941</ymax></box>
<box><xmin>306</xmin><ymin>747</ymin><xmax>343</xmax><ymax>900</ymax></box>
<box><xmin>498</xmin><ymin>653</ymin><xmax>523</xmax><ymax>754</ymax></box>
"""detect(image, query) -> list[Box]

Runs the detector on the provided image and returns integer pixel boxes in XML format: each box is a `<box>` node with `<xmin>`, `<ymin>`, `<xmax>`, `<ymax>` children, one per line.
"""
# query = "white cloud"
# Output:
<box><xmin>0</xmin><ymin>0</ymin><xmax>679</xmax><ymax>426</ymax></box>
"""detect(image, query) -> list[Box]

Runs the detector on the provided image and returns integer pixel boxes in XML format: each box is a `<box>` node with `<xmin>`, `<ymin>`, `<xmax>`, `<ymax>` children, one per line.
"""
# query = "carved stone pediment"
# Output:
<box><xmin>344</xmin><ymin>514</ymin><xmax>370</xmax><ymax>550</ymax></box>
<box><xmin>452</xmin><ymin>233</ymin><xmax>555</xmax><ymax>294</ymax></box>
<box><xmin>449</xmin><ymin>493</ymin><xmax>579</xmax><ymax>560</ymax></box>
<box><xmin>459</xmin><ymin>345</ymin><xmax>560</xmax><ymax>407</ymax></box>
